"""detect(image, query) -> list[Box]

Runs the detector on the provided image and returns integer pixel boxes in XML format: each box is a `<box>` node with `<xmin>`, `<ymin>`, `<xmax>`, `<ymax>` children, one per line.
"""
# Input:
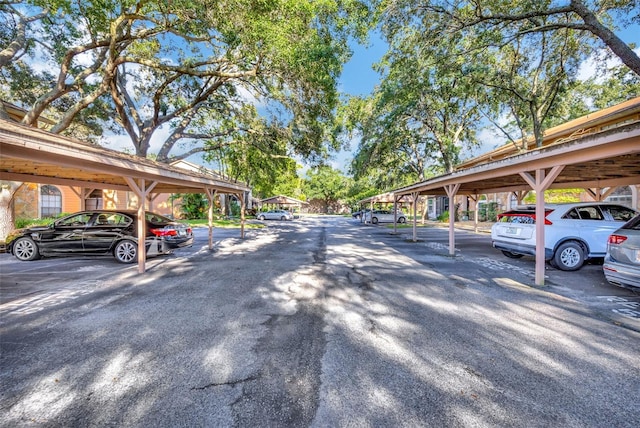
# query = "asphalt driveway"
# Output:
<box><xmin>1</xmin><ymin>216</ymin><xmax>639</xmax><ymax>427</ymax></box>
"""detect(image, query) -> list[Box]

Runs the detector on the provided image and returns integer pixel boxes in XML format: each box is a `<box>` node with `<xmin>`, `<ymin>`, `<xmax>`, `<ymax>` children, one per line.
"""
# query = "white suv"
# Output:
<box><xmin>364</xmin><ymin>209</ymin><xmax>407</xmax><ymax>224</ymax></box>
<box><xmin>491</xmin><ymin>202</ymin><xmax>637</xmax><ymax>271</ymax></box>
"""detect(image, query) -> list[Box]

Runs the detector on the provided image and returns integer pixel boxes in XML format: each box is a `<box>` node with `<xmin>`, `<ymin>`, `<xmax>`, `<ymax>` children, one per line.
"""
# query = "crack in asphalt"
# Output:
<box><xmin>230</xmin><ymin>225</ymin><xmax>328</xmax><ymax>427</ymax></box>
<box><xmin>191</xmin><ymin>374</ymin><xmax>261</xmax><ymax>390</ymax></box>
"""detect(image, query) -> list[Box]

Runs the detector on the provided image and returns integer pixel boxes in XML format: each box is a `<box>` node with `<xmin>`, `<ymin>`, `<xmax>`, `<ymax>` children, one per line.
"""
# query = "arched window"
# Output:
<box><xmin>40</xmin><ymin>185</ymin><xmax>62</xmax><ymax>217</ymax></box>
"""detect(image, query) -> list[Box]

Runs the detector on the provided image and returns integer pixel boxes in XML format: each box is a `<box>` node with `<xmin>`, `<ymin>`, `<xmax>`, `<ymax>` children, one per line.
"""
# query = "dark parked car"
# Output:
<box><xmin>6</xmin><ymin>210</ymin><xmax>193</xmax><ymax>263</ymax></box>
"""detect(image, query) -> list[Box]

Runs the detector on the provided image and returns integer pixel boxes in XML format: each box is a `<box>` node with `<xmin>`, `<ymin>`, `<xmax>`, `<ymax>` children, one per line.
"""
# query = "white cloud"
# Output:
<box><xmin>577</xmin><ymin>46</ymin><xmax>640</xmax><ymax>82</ymax></box>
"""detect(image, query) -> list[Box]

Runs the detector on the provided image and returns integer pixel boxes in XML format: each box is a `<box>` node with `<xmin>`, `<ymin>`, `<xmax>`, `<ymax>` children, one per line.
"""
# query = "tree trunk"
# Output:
<box><xmin>0</xmin><ymin>182</ymin><xmax>21</xmax><ymax>242</ymax></box>
<box><xmin>571</xmin><ymin>0</ymin><xmax>640</xmax><ymax>77</ymax></box>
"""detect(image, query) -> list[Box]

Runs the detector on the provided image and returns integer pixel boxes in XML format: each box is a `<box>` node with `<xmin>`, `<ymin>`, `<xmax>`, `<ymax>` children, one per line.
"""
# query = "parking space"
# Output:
<box><xmin>363</xmin><ymin>220</ymin><xmax>640</xmax><ymax>328</ymax></box>
<box><xmin>2</xmin><ymin>218</ymin><xmax>639</xmax><ymax>329</ymax></box>
<box><xmin>0</xmin><ymin>226</ymin><xmax>239</xmax><ymax>306</ymax></box>
<box><xmin>2</xmin><ymin>215</ymin><xmax>640</xmax><ymax>426</ymax></box>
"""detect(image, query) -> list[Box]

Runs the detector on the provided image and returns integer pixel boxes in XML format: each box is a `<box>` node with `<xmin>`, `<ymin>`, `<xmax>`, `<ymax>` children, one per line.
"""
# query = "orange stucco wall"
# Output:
<box><xmin>14</xmin><ymin>184</ymin><xmax>175</xmax><ymax>219</ymax></box>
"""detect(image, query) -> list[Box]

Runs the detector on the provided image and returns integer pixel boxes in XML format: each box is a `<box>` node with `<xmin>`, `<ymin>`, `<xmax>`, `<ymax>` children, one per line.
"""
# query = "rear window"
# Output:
<box><xmin>603</xmin><ymin>205</ymin><xmax>637</xmax><ymax>222</ymax></box>
<box><xmin>621</xmin><ymin>214</ymin><xmax>640</xmax><ymax>230</ymax></box>
<box><xmin>145</xmin><ymin>213</ymin><xmax>173</xmax><ymax>224</ymax></box>
<box><xmin>497</xmin><ymin>214</ymin><xmax>535</xmax><ymax>224</ymax></box>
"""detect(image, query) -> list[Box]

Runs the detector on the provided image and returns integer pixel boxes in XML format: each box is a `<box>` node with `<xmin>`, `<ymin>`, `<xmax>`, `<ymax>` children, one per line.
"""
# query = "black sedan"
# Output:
<box><xmin>6</xmin><ymin>210</ymin><xmax>193</xmax><ymax>263</ymax></box>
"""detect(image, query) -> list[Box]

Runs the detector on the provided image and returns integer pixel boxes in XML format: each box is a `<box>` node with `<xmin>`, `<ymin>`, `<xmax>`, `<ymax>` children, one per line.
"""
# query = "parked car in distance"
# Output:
<box><xmin>6</xmin><ymin>210</ymin><xmax>193</xmax><ymax>263</ymax></box>
<box><xmin>363</xmin><ymin>209</ymin><xmax>407</xmax><ymax>224</ymax></box>
<box><xmin>352</xmin><ymin>209</ymin><xmax>370</xmax><ymax>220</ymax></box>
<box><xmin>603</xmin><ymin>213</ymin><xmax>640</xmax><ymax>289</ymax></box>
<box><xmin>491</xmin><ymin>202</ymin><xmax>638</xmax><ymax>271</ymax></box>
<box><xmin>257</xmin><ymin>209</ymin><xmax>294</xmax><ymax>221</ymax></box>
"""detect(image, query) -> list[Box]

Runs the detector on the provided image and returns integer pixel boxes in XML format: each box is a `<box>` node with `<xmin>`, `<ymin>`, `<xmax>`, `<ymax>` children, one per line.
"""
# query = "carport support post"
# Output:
<box><xmin>393</xmin><ymin>195</ymin><xmax>400</xmax><ymax>234</ymax></box>
<box><xmin>519</xmin><ymin>166</ymin><xmax>565</xmax><ymax>286</ymax></box>
<box><xmin>125</xmin><ymin>178</ymin><xmax>158</xmax><ymax>274</ymax></box>
<box><xmin>205</xmin><ymin>188</ymin><xmax>217</xmax><ymax>250</ymax></box>
<box><xmin>445</xmin><ymin>184</ymin><xmax>460</xmax><ymax>256</ymax></box>
<box><xmin>411</xmin><ymin>192</ymin><xmax>419</xmax><ymax>242</ymax></box>
<box><xmin>234</xmin><ymin>192</ymin><xmax>246</xmax><ymax>239</ymax></box>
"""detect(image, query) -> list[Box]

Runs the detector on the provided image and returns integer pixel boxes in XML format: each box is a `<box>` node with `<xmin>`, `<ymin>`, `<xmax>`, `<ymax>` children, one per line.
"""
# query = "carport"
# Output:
<box><xmin>0</xmin><ymin>120</ymin><xmax>250</xmax><ymax>273</ymax></box>
<box><xmin>259</xmin><ymin>195</ymin><xmax>309</xmax><ymax>212</ymax></box>
<box><xmin>393</xmin><ymin>122</ymin><xmax>640</xmax><ymax>286</ymax></box>
<box><xmin>357</xmin><ymin>192</ymin><xmax>415</xmax><ymax>232</ymax></box>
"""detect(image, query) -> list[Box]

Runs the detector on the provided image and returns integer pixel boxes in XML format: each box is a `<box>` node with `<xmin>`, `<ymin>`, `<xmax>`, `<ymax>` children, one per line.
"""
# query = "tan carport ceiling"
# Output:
<box><xmin>0</xmin><ymin>119</ymin><xmax>248</xmax><ymax>195</ymax></box>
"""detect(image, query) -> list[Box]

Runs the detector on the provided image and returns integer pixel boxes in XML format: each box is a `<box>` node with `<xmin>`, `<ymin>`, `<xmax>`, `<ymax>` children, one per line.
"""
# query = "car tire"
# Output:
<box><xmin>13</xmin><ymin>237</ymin><xmax>40</xmax><ymax>261</ymax></box>
<box><xmin>398</xmin><ymin>217</ymin><xmax>406</xmax><ymax>224</ymax></box>
<box><xmin>501</xmin><ymin>250</ymin><xmax>524</xmax><ymax>259</ymax></box>
<box><xmin>372</xmin><ymin>217</ymin><xmax>379</xmax><ymax>224</ymax></box>
<box><xmin>553</xmin><ymin>241</ymin><xmax>585</xmax><ymax>271</ymax></box>
<box><xmin>258</xmin><ymin>215</ymin><xmax>265</xmax><ymax>221</ymax></box>
<box><xmin>280</xmin><ymin>216</ymin><xmax>286</xmax><ymax>220</ymax></box>
<box><xmin>114</xmin><ymin>240</ymin><xmax>137</xmax><ymax>263</ymax></box>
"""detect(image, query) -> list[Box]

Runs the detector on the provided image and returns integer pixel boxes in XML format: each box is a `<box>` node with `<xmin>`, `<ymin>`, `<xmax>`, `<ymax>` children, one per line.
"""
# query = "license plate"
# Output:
<box><xmin>506</xmin><ymin>227</ymin><xmax>519</xmax><ymax>235</ymax></box>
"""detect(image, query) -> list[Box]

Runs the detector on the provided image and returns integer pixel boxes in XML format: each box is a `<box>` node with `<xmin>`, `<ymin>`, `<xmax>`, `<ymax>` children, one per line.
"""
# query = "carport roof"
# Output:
<box><xmin>0</xmin><ymin>120</ymin><xmax>249</xmax><ymax>195</ymax></box>
<box><xmin>393</xmin><ymin>122</ymin><xmax>640</xmax><ymax>197</ymax></box>
<box><xmin>260</xmin><ymin>195</ymin><xmax>309</xmax><ymax>205</ymax></box>
<box><xmin>358</xmin><ymin>191</ymin><xmax>414</xmax><ymax>205</ymax></box>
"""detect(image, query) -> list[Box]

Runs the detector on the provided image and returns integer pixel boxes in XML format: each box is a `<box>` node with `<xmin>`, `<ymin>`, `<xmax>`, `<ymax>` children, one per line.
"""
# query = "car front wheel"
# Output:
<box><xmin>553</xmin><ymin>241</ymin><xmax>585</xmax><ymax>271</ymax></box>
<box><xmin>258</xmin><ymin>215</ymin><xmax>265</xmax><ymax>221</ymax></box>
<box><xmin>114</xmin><ymin>240</ymin><xmax>137</xmax><ymax>263</ymax></box>
<box><xmin>398</xmin><ymin>217</ymin><xmax>406</xmax><ymax>224</ymax></box>
<box><xmin>280</xmin><ymin>216</ymin><xmax>286</xmax><ymax>220</ymax></box>
<box><xmin>13</xmin><ymin>237</ymin><xmax>40</xmax><ymax>261</ymax></box>
<box><xmin>372</xmin><ymin>217</ymin><xmax>379</xmax><ymax>224</ymax></box>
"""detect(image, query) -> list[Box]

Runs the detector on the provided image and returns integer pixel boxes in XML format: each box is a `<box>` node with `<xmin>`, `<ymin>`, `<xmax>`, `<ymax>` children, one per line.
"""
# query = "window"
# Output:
<box><xmin>40</xmin><ymin>185</ymin><xmax>62</xmax><ymax>217</ymax></box>
<box><xmin>604</xmin><ymin>205</ymin><xmax>637</xmax><ymax>222</ymax></box>
<box><xmin>56</xmin><ymin>213</ymin><xmax>92</xmax><ymax>227</ymax></box>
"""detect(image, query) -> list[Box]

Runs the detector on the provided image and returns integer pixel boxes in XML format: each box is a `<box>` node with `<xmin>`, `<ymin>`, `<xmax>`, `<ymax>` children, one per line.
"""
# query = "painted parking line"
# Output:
<box><xmin>597</xmin><ymin>296</ymin><xmax>640</xmax><ymax>319</ymax></box>
<box><xmin>469</xmin><ymin>256</ymin><xmax>535</xmax><ymax>278</ymax></box>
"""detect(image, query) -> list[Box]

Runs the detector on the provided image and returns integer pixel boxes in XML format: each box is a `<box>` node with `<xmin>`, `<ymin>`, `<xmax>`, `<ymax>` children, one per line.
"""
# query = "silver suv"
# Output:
<box><xmin>491</xmin><ymin>202</ymin><xmax>637</xmax><ymax>271</ymax></box>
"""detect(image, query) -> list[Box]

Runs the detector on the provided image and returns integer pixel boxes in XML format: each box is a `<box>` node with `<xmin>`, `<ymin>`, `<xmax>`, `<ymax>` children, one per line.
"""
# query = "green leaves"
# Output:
<box><xmin>2</xmin><ymin>0</ymin><xmax>371</xmax><ymax>168</ymax></box>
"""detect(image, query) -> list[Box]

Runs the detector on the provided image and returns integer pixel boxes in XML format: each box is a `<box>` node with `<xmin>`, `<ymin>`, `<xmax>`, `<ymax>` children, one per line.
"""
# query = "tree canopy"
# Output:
<box><xmin>0</xmin><ymin>0</ymin><xmax>372</xmax><ymax>163</ymax></box>
<box><xmin>342</xmin><ymin>0</ymin><xmax>639</xmax><ymax>186</ymax></box>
